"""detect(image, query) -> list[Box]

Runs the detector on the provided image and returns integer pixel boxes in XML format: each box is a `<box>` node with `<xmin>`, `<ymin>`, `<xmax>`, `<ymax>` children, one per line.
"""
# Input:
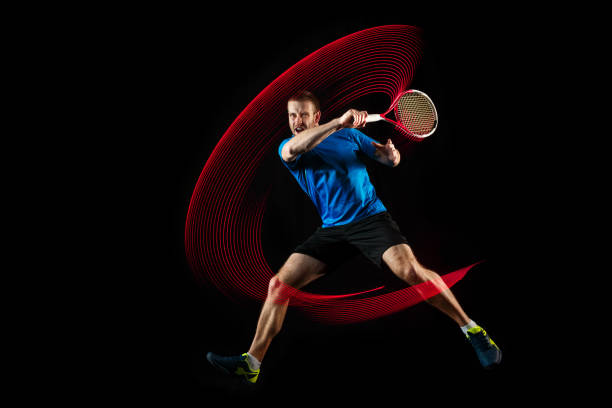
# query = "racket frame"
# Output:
<box><xmin>366</xmin><ymin>89</ymin><xmax>438</xmax><ymax>140</ymax></box>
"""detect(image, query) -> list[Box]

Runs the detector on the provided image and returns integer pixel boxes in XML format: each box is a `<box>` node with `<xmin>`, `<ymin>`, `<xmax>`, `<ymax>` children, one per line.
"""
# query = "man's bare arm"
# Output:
<box><xmin>281</xmin><ymin>109</ymin><xmax>367</xmax><ymax>162</ymax></box>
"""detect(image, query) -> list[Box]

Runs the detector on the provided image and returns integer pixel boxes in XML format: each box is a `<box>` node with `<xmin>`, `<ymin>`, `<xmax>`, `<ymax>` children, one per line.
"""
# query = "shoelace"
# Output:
<box><xmin>468</xmin><ymin>330</ymin><xmax>493</xmax><ymax>352</ymax></box>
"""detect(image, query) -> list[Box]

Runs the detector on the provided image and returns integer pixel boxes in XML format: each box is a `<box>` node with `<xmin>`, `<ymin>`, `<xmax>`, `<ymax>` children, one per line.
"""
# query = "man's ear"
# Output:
<box><xmin>314</xmin><ymin>110</ymin><xmax>321</xmax><ymax>125</ymax></box>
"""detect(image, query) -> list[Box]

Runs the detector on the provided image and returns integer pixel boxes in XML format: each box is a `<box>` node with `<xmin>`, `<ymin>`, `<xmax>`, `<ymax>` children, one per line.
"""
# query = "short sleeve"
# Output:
<box><xmin>278</xmin><ymin>138</ymin><xmax>301</xmax><ymax>169</ymax></box>
<box><xmin>350</xmin><ymin>128</ymin><xmax>377</xmax><ymax>160</ymax></box>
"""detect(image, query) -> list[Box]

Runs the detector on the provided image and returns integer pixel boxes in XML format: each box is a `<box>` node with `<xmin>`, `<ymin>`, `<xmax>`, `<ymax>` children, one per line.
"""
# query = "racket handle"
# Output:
<box><xmin>366</xmin><ymin>114</ymin><xmax>382</xmax><ymax>123</ymax></box>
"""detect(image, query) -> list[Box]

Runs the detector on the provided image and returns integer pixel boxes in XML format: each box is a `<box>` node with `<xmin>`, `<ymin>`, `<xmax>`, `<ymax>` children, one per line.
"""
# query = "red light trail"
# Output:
<box><xmin>185</xmin><ymin>25</ymin><xmax>481</xmax><ymax>324</ymax></box>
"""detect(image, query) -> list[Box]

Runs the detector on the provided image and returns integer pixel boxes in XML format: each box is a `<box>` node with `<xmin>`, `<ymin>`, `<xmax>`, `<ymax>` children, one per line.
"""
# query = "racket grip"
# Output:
<box><xmin>366</xmin><ymin>114</ymin><xmax>382</xmax><ymax>123</ymax></box>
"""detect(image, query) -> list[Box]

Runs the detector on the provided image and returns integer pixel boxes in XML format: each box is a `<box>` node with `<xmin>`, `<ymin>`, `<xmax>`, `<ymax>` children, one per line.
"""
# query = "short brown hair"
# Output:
<box><xmin>288</xmin><ymin>90</ymin><xmax>320</xmax><ymax>112</ymax></box>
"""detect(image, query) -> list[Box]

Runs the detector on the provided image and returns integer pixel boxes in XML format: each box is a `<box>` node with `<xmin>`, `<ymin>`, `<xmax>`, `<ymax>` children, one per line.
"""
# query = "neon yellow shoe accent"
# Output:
<box><xmin>235</xmin><ymin>353</ymin><xmax>260</xmax><ymax>383</ymax></box>
<box><xmin>467</xmin><ymin>326</ymin><xmax>499</xmax><ymax>350</ymax></box>
<box><xmin>235</xmin><ymin>366</ymin><xmax>259</xmax><ymax>383</ymax></box>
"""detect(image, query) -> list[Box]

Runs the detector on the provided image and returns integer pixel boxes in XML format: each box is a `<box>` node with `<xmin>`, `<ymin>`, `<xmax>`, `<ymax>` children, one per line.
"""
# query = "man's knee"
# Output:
<box><xmin>395</xmin><ymin>263</ymin><xmax>420</xmax><ymax>284</ymax></box>
<box><xmin>394</xmin><ymin>255</ymin><xmax>432</xmax><ymax>285</ymax></box>
<box><xmin>267</xmin><ymin>275</ymin><xmax>294</xmax><ymax>304</ymax></box>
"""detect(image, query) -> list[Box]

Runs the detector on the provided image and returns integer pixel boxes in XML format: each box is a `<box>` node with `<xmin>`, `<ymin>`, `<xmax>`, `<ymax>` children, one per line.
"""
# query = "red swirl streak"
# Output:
<box><xmin>185</xmin><ymin>25</ymin><xmax>478</xmax><ymax>324</ymax></box>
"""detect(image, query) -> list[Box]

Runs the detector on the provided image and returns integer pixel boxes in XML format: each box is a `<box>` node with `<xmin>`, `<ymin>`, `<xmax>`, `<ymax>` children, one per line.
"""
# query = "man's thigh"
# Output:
<box><xmin>277</xmin><ymin>252</ymin><xmax>328</xmax><ymax>289</ymax></box>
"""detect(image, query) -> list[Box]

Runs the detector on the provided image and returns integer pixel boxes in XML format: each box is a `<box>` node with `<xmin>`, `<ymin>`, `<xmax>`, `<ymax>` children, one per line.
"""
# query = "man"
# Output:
<box><xmin>207</xmin><ymin>91</ymin><xmax>501</xmax><ymax>384</ymax></box>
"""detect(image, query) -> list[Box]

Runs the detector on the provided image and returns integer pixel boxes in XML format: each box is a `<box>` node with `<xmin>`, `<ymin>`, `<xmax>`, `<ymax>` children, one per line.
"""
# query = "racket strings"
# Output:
<box><xmin>395</xmin><ymin>93</ymin><xmax>436</xmax><ymax>136</ymax></box>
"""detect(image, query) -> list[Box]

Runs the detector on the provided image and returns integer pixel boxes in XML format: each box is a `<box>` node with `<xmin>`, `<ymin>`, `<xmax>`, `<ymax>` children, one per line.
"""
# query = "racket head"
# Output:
<box><xmin>392</xmin><ymin>89</ymin><xmax>438</xmax><ymax>140</ymax></box>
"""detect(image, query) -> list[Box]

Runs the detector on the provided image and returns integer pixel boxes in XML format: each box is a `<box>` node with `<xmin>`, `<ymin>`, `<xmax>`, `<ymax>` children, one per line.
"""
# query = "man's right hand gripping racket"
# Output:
<box><xmin>366</xmin><ymin>89</ymin><xmax>438</xmax><ymax>142</ymax></box>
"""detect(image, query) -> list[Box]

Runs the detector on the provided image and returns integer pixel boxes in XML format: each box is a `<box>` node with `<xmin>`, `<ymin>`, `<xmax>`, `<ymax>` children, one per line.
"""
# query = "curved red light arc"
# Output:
<box><xmin>185</xmin><ymin>25</ymin><xmax>480</xmax><ymax>324</ymax></box>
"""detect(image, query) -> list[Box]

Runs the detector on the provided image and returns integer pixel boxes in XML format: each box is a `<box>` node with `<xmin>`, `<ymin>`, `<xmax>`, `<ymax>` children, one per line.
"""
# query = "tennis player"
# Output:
<box><xmin>207</xmin><ymin>91</ymin><xmax>501</xmax><ymax>384</ymax></box>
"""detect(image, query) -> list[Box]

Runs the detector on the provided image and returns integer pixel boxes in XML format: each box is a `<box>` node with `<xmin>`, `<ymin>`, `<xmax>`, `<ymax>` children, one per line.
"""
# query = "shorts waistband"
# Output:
<box><xmin>319</xmin><ymin>211</ymin><xmax>388</xmax><ymax>230</ymax></box>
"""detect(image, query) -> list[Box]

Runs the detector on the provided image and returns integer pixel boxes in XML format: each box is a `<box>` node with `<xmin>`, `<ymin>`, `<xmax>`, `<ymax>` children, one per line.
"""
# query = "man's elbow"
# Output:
<box><xmin>281</xmin><ymin>143</ymin><xmax>301</xmax><ymax>162</ymax></box>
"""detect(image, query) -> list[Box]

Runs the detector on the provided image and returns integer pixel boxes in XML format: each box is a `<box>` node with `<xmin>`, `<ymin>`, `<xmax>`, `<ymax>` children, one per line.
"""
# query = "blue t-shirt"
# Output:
<box><xmin>278</xmin><ymin>128</ymin><xmax>387</xmax><ymax>228</ymax></box>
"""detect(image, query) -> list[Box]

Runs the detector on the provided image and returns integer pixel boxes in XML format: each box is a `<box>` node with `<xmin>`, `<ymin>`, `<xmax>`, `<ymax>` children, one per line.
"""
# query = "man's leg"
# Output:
<box><xmin>207</xmin><ymin>252</ymin><xmax>327</xmax><ymax>383</ymax></box>
<box><xmin>248</xmin><ymin>253</ymin><xmax>327</xmax><ymax>362</ymax></box>
<box><xmin>382</xmin><ymin>243</ymin><xmax>501</xmax><ymax>368</ymax></box>
<box><xmin>382</xmin><ymin>243</ymin><xmax>470</xmax><ymax>325</ymax></box>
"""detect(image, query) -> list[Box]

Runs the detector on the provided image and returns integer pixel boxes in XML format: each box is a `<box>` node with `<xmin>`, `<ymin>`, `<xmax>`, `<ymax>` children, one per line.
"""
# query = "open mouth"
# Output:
<box><xmin>294</xmin><ymin>126</ymin><xmax>304</xmax><ymax>134</ymax></box>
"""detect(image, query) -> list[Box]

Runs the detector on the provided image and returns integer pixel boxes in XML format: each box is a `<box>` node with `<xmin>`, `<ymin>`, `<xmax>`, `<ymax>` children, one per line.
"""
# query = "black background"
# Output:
<box><xmin>117</xmin><ymin>6</ymin><xmax>573</xmax><ymax>405</ymax></box>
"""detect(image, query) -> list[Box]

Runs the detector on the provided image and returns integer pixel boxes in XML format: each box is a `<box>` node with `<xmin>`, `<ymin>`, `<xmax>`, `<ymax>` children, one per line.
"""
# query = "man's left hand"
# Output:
<box><xmin>372</xmin><ymin>138</ymin><xmax>400</xmax><ymax>167</ymax></box>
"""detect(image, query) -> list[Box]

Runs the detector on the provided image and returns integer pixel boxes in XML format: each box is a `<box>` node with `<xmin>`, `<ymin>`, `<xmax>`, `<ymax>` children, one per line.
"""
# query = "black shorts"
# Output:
<box><xmin>293</xmin><ymin>211</ymin><xmax>408</xmax><ymax>270</ymax></box>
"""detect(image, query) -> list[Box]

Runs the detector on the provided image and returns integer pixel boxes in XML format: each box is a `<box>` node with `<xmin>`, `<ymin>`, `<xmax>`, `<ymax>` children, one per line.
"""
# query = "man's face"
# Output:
<box><xmin>287</xmin><ymin>100</ymin><xmax>321</xmax><ymax>135</ymax></box>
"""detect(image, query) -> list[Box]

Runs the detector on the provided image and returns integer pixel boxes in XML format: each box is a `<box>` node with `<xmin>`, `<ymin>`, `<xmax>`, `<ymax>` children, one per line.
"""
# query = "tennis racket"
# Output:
<box><xmin>366</xmin><ymin>89</ymin><xmax>438</xmax><ymax>141</ymax></box>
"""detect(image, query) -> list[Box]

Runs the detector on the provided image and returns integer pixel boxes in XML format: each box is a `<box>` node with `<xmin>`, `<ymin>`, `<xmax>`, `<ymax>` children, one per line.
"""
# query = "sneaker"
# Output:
<box><xmin>206</xmin><ymin>352</ymin><xmax>260</xmax><ymax>384</ymax></box>
<box><xmin>466</xmin><ymin>326</ymin><xmax>502</xmax><ymax>369</ymax></box>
